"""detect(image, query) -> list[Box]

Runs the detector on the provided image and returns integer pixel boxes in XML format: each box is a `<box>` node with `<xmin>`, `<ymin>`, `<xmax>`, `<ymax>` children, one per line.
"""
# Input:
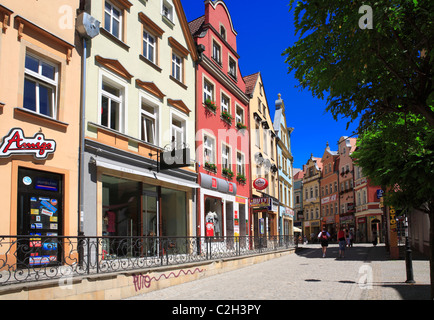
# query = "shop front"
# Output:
<box><xmin>0</xmin><ymin>127</ymin><xmax>78</xmax><ymax>268</ymax></box>
<box><xmin>356</xmin><ymin>215</ymin><xmax>383</xmax><ymax>243</ymax></box>
<box><xmin>250</xmin><ymin>197</ymin><xmax>278</xmax><ymax>240</ymax></box>
<box><xmin>199</xmin><ymin>173</ymin><xmax>247</xmax><ymax>239</ymax></box>
<box><xmin>82</xmin><ymin>139</ymin><xmax>198</xmax><ymax>249</ymax></box>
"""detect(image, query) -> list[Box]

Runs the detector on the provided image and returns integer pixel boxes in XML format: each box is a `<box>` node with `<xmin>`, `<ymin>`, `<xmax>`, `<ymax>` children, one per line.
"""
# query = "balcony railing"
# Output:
<box><xmin>0</xmin><ymin>235</ymin><xmax>294</xmax><ymax>287</ymax></box>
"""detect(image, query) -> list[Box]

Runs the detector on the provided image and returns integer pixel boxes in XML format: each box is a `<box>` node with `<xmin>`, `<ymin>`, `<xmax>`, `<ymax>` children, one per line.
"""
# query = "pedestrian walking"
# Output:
<box><xmin>345</xmin><ymin>229</ymin><xmax>351</xmax><ymax>248</ymax></box>
<box><xmin>318</xmin><ymin>228</ymin><xmax>330</xmax><ymax>258</ymax></box>
<box><xmin>349</xmin><ymin>230</ymin><xmax>354</xmax><ymax>247</ymax></box>
<box><xmin>338</xmin><ymin>227</ymin><xmax>346</xmax><ymax>258</ymax></box>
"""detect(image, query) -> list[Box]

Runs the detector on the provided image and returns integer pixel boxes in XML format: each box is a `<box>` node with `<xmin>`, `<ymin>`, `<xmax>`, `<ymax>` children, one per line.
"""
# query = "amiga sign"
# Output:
<box><xmin>0</xmin><ymin>128</ymin><xmax>56</xmax><ymax>160</ymax></box>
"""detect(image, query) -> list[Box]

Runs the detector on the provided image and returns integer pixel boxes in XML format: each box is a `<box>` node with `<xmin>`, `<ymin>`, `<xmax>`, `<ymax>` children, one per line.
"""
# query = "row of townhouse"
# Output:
<box><xmin>0</xmin><ymin>0</ymin><xmax>294</xmax><ymax>267</ymax></box>
<box><xmin>293</xmin><ymin>137</ymin><xmax>384</xmax><ymax>244</ymax></box>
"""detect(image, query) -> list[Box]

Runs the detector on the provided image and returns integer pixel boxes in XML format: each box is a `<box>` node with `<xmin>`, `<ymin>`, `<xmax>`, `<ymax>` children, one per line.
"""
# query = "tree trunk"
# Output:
<box><xmin>430</xmin><ymin>206</ymin><xmax>434</xmax><ymax>300</ymax></box>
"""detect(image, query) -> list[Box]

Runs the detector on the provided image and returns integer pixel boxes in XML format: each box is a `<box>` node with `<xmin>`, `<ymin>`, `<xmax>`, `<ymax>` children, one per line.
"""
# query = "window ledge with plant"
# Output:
<box><xmin>204</xmin><ymin>99</ymin><xmax>217</xmax><ymax>113</ymax></box>
<box><xmin>204</xmin><ymin>162</ymin><xmax>217</xmax><ymax>172</ymax></box>
<box><xmin>236</xmin><ymin>173</ymin><xmax>246</xmax><ymax>184</ymax></box>
<box><xmin>236</xmin><ymin>122</ymin><xmax>247</xmax><ymax>130</ymax></box>
<box><xmin>221</xmin><ymin>110</ymin><xmax>233</xmax><ymax>124</ymax></box>
<box><xmin>222</xmin><ymin>167</ymin><xmax>234</xmax><ymax>179</ymax></box>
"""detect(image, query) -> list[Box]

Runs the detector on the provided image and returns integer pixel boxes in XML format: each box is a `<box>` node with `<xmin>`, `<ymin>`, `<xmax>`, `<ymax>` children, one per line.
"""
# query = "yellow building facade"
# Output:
<box><xmin>244</xmin><ymin>72</ymin><xmax>279</xmax><ymax>238</ymax></box>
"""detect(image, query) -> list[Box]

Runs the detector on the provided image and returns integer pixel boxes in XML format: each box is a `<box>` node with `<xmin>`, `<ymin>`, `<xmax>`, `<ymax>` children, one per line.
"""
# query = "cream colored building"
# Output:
<box><xmin>244</xmin><ymin>72</ymin><xmax>278</xmax><ymax>238</ymax></box>
<box><xmin>79</xmin><ymin>0</ymin><xmax>199</xmax><ymax>240</ymax></box>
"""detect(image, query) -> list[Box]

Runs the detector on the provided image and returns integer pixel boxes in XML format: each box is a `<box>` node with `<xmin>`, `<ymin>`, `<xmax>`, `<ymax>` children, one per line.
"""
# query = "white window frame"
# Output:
<box><xmin>162</xmin><ymin>0</ymin><xmax>174</xmax><ymax>22</ymax></box>
<box><xmin>171</xmin><ymin>52</ymin><xmax>182</xmax><ymax>82</ymax></box>
<box><xmin>221</xmin><ymin>92</ymin><xmax>230</xmax><ymax>113</ymax></box>
<box><xmin>203</xmin><ymin>78</ymin><xmax>214</xmax><ymax>103</ymax></box>
<box><xmin>104</xmin><ymin>0</ymin><xmax>122</xmax><ymax>39</ymax></box>
<box><xmin>212</xmin><ymin>41</ymin><xmax>221</xmax><ymax>64</ymax></box>
<box><xmin>99</xmin><ymin>71</ymin><xmax>126</xmax><ymax>133</ymax></box>
<box><xmin>235</xmin><ymin>104</ymin><xmax>244</xmax><ymax>124</ymax></box>
<box><xmin>143</xmin><ymin>29</ymin><xmax>156</xmax><ymax>63</ymax></box>
<box><xmin>203</xmin><ymin>133</ymin><xmax>216</xmax><ymax>165</ymax></box>
<box><xmin>236</xmin><ymin>151</ymin><xmax>245</xmax><ymax>176</ymax></box>
<box><xmin>23</xmin><ymin>53</ymin><xmax>59</xmax><ymax>119</ymax></box>
<box><xmin>140</xmin><ymin>98</ymin><xmax>158</xmax><ymax>146</ymax></box>
<box><xmin>221</xmin><ymin>143</ymin><xmax>231</xmax><ymax>170</ymax></box>
<box><xmin>171</xmin><ymin>112</ymin><xmax>186</xmax><ymax>150</ymax></box>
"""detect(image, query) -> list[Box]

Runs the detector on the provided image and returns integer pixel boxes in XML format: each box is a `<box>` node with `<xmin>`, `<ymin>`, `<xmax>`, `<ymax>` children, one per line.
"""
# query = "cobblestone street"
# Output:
<box><xmin>127</xmin><ymin>243</ymin><xmax>431</xmax><ymax>300</ymax></box>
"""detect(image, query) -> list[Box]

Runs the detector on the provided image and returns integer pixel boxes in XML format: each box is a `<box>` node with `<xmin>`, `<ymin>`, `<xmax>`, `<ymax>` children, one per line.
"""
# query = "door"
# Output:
<box><xmin>141</xmin><ymin>192</ymin><xmax>158</xmax><ymax>256</ymax></box>
<box><xmin>17</xmin><ymin>168</ymin><xmax>63</xmax><ymax>267</ymax></box>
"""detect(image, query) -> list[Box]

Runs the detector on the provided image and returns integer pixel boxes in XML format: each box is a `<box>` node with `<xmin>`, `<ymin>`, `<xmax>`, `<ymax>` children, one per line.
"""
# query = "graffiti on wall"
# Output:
<box><xmin>133</xmin><ymin>268</ymin><xmax>204</xmax><ymax>292</ymax></box>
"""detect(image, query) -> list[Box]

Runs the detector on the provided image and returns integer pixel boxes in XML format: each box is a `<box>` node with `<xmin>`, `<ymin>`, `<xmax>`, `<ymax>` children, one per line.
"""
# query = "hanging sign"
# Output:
<box><xmin>0</xmin><ymin>128</ymin><xmax>56</xmax><ymax>160</ymax></box>
<box><xmin>253</xmin><ymin>177</ymin><xmax>268</xmax><ymax>190</ymax></box>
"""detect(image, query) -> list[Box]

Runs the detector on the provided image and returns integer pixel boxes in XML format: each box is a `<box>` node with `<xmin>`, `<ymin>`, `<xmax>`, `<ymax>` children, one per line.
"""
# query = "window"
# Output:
<box><xmin>172</xmin><ymin>53</ymin><xmax>182</xmax><ymax>82</ymax></box>
<box><xmin>220</xmin><ymin>25</ymin><xmax>226</xmax><ymax>40</ymax></box>
<box><xmin>141</xmin><ymin>102</ymin><xmax>157</xmax><ymax>145</ymax></box>
<box><xmin>23</xmin><ymin>53</ymin><xmax>58</xmax><ymax>118</ymax></box>
<box><xmin>101</xmin><ymin>81</ymin><xmax>123</xmax><ymax>131</ymax></box>
<box><xmin>228</xmin><ymin>57</ymin><xmax>237</xmax><ymax>79</ymax></box>
<box><xmin>162</xmin><ymin>0</ymin><xmax>174</xmax><ymax>22</ymax></box>
<box><xmin>236</xmin><ymin>152</ymin><xmax>245</xmax><ymax>176</ymax></box>
<box><xmin>263</xmin><ymin>129</ymin><xmax>268</xmax><ymax>154</ymax></box>
<box><xmin>270</xmin><ymin>134</ymin><xmax>274</xmax><ymax>160</ymax></box>
<box><xmin>104</xmin><ymin>1</ymin><xmax>122</xmax><ymax>39</ymax></box>
<box><xmin>235</xmin><ymin>105</ymin><xmax>244</xmax><ymax>125</ymax></box>
<box><xmin>203</xmin><ymin>79</ymin><xmax>214</xmax><ymax>103</ymax></box>
<box><xmin>204</xmin><ymin>134</ymin><xmax>215</xmax><ymax>164</ymax></box>
<box><xmin>222</xmin><ymin>144</ymin><xmax>231</xmax><ymax>170</ymax></box>
<box><xmin>171</xmin><ymin>116</ymin><xmax>185</xmax><ymax>149</ymax></box>
<box><xmin>143</xmin><ymin>30</ymin><xmax>156</xmax><ymax>63</ymax></box>
<box><xmin>221</xmin><ymin>94</ymin><xmax>229</xmax><ymax>113</ymax></box>
<box><xmin>212</xmin><ymin>41</ymin><xmax>221</xmax><ymax>64</ymax></box>
<box><xmin>255</xmin><ymin>122</ymin><xmax>260</xmax><ymax>147</ymax></box>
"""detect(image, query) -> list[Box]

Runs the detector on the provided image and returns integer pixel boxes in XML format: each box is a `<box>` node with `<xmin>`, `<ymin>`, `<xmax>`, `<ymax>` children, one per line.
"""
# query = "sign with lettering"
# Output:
<box><xmin>253</xmin><ymin>177</ymin><xmax>268</xmax><ymax>190</ymax></box>
<box><xmin>0</xmin><ymin>128</ymin><xmax>56</xmax><ymax>160</ymax></box>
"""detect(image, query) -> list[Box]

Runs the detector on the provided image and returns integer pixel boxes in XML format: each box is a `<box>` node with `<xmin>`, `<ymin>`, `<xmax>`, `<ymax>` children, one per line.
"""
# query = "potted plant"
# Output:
<box><xmin>204</xmin><ymin>99</ymin><xmax>217</xmax><ymax>112</ymax></box>
<box><xmin>204</xmin><ymin>162</ymin><xmax>217</xmax><ymax>172</ymax></box>
<box><xmin>236</xmin><ymin>122</ymin><xmax>247</xmax><ymax>130</ymax></box>
<box><xmin>236</xmin><ymin>173</ymin><xmax>246</xmax><ymax>184</ymax></box>
<box><xmin>221</xmin><ymin>110</ymin><xmax>233</xmax><ymax>123</ymax></box>
<box><xmin>222</xmin><ymin>167</ymin><xmax>234</xmax><ymax>179</ymax></box>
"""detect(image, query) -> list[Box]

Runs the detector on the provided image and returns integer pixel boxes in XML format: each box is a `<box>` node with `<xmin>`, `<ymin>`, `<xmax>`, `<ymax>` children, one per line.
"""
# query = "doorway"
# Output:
<box><xmin>17</xmin><ymin>167</ymin><xmax>63</xmax><ymax>267</ymax></box>
<box><xmin>141</xmin><ymin>191</ymin><xmax>158</xmax><ymax>256</ymax></box>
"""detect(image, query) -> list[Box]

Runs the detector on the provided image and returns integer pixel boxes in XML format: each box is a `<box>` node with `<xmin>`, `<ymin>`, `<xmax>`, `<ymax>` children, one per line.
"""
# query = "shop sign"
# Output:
<box><xmin>253</xmin><ymin>177</ymin><xmax>268</xmax><ymax>190</ymax></box>
<box><xmin>0</xmin><ymin>128</ymin><xmax>56</xmax><ymax>160</ymax></box>
<box><xmin>389</xmin><ymin>206</ymin><xmax>397</xmax><ymax>231</ymax></box>
<box><xmin>250</xmin><ymin>197</ymin><xmax>271</xmax><ymax>209</ymax></box>
<box><xmin>159</xmin><ymin>148</ymin><xmax>190</xmax><ymax>170</ymax></box>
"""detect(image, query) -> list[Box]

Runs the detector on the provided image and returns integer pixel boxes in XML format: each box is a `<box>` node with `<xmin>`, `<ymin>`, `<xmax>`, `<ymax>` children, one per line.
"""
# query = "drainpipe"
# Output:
<box><xmin>76</xmin><ymin>8</ymin><xmax>100</xmax><ymax>235</ymax></box>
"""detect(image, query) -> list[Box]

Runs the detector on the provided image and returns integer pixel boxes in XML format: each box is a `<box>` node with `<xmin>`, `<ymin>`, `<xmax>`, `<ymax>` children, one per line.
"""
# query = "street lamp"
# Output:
<box><xmin>404</xmin><ymin>214</ymin><xmax>415</xmax><ymax>284</ymax></box>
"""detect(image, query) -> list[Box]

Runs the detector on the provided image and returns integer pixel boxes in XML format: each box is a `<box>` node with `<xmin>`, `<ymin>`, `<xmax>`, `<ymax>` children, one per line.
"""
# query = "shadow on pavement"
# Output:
<box><xmin>295</xmin><ymin>243</ymin><xmax>387</xmax><ymax>261</ymax></box>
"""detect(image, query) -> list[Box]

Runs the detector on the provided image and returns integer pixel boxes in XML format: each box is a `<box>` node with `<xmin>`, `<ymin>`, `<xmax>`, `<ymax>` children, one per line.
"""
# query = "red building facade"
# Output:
<box><xmin>189</xmin><ymin>1</ymin><xmax>251</xmax><ymax>238</ymax></box>
<box><xmin>320</xmin><ymin>143</ymin><xmax>340</xmax><ymax>238</ymax></box>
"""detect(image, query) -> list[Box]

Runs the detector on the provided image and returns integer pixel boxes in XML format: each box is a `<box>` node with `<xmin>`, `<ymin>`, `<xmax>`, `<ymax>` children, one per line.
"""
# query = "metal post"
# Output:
<box><xmin>404</xmin><ymin>215</ymin><xmax>415</xmax><ymax>283</ymax></box>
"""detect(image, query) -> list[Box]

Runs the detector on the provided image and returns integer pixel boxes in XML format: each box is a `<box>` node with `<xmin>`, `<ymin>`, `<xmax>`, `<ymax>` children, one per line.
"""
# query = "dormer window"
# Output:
<box><xmin>220</xmin><ymin>25</ymin><xmax>226</xmax><ymax>40</ymax></box>
<box><xmin>162</xmin><ymin>0</ymin><xmax>174</xmax><ymax>22</ymax></box>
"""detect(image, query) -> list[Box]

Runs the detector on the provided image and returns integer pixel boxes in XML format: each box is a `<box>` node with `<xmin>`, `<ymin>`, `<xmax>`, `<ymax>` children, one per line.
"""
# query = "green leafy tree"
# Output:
<box><xmin>352</xmin><ymin>113</ymin><xmax>434</xmax><ymax>299</ymax></box>
<box><xmin>283</xmin><ymin>0</ymin><xmax>434</xmax><ymax>131</ymax></box>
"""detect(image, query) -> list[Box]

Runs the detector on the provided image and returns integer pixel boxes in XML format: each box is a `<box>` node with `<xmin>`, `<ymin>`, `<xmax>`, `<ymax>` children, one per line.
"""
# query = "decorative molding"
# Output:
<box><xmin>0</xmin><ymin>4</ymin><xmax>13</xmax><ymax>33</ymax></box>
<box><xmin>168</xmin><ymin>36</ymin><xmax>189</xmax><ymax>57</ymax></box>
<box><xmin>136</xmin><ymin>79</ymin><xmax>165</xmax><ymax>100</ymax></box>
<box><xmin>14</xmin><ymin>15</ymin><xmax>74</xmax><ymax>63</ymax></box>
<box><xmin>168</xmin><ymin>98</ymin><xmax>191</xmax><ymax>116</ymax></box>
<box><xmin>139</xmin><ymin>12</ymin><xmax>164</xmax><ymax>37</ymax></box>
<box><xmin>95</xmin><ymin>55</ymin><xmax>133</xmax><ymax>80</ymax></box>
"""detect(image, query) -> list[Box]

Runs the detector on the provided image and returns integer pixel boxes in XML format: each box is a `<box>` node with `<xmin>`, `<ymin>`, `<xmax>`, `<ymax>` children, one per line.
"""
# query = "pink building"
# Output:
<box><xmin>189</xmin><ymin>1</ymin><xmax>251</xmax><ymax>238</ymax></box>
<box><xmin>337</xmin><ymin>136</ymin><xmax>357</xmax><ymax>230</ymax></box>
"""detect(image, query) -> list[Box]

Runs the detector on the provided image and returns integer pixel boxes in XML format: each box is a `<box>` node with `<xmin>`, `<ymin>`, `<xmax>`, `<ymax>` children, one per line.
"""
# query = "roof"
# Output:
<box><xmin>188</xmin><ymin>15</ymin><xmax>205</xmax><ymax>37</ymax></box>
<box><xmin>243</xmin><ymin>72</ymin><xmax>259</xmax><ymax>96</ymax></box>
<box><xmin>293</xmin><ymin>170</ymin><xmax>304</xmax><ymax>180</ymax></box>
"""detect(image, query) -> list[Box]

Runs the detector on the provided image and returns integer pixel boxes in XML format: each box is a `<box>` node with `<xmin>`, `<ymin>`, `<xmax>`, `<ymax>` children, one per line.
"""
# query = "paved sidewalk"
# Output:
<box><xmin>126</xmin><ymin>243</ymin><xmax>430</xmax><ymax>300</ymax></box>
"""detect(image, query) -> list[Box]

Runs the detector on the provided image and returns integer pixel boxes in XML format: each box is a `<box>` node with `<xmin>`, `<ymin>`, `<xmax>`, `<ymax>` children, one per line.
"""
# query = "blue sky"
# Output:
<box><xmin>182</xmin><ymin>0</ymin><xmax>359</xmax><ymax>169</ymax></box>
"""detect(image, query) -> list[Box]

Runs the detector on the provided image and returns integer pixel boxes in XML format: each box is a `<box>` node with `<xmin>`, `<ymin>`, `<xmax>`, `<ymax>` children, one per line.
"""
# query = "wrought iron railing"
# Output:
<box><xmin>0</xmin><ymin>235</ymin><xmax>294</xmax><ymax>286</ymax></box>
